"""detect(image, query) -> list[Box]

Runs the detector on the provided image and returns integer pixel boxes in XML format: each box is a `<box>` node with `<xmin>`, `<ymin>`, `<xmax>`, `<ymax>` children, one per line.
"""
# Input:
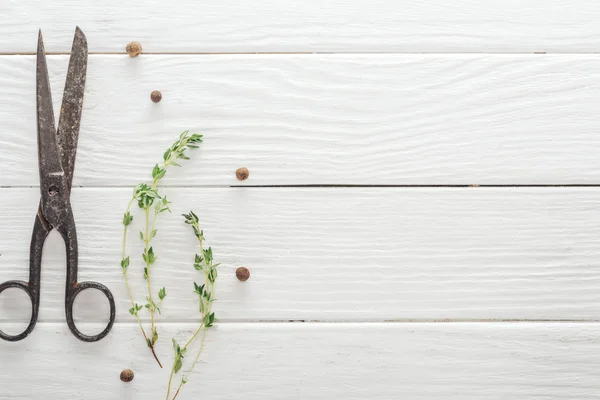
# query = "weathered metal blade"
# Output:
<box><xmin>57</xmin><ymin>26</ymin><xmax>87</xmax><ymax>191</ymax></box>
<box><xmin>36</xmin><ymin>30</ymin><xmax>63</xmax><ymax>179</ymax></box>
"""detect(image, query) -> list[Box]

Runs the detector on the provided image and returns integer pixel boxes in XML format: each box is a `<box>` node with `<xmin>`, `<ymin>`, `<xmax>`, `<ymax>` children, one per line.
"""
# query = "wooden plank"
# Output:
<box><xmin>2</xmin><ymin>1</ymin><xmax>600</xmax><ymax>53</ymax></box>
<box><xmin>1</xmin><ymin>187</ymin><xmax>599</xmax><ymax>324</ymax></box>
<box><xmin>0</xmin><ymin>322</ymin><xmax>598</xmax><ymax>399</ymax></box>
<box><xmin>3</xmin><ymin>54</ymin><xmax>600</xmax><ymax>186</ymax></box>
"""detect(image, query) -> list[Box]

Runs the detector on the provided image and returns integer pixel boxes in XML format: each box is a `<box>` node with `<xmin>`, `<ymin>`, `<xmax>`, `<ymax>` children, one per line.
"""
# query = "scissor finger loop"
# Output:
<box><xmin>0</xmin><ymin>281</ymin><xmax>38</xmax><ymax>341</ymax></box>
<box><xmin>65</xmin><ymin>282</ymin><xmax>116</xmax><ymax>342</ymax></box>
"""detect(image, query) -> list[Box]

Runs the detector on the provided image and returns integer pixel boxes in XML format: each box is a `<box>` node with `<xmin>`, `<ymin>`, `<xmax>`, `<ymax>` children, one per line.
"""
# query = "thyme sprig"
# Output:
<box><xmin>121</xmin><ymin>131</ymin><xmax>203</xmax><ymax>368</ymax></box>
<box><xmin>166</xmin><ymin>211</ymin><xmax>219</xmax><ymax>400</ymax></box>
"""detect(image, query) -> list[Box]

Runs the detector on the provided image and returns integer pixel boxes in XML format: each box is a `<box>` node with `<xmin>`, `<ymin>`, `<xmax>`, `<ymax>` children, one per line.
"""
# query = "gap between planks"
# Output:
<box><xmin>0</xmin><ymin>52</ymin><xmax>591</xmax><ymax>56</ymax></box>
<box><xmin>4</xmin><ymin>320</ymin><xmax>600</xmax><ymax>326</ymax></box>
<box><xmin>5</xmin><ymin>184</ymin><xmax>600</xmax><ymax>189</ymax></box>
<box><xmin>5</xmin><ymin>319</ymin><xmax>599</xmax><ymax>324</ymax></box>
<box><xmin>66</xmin><ymin>319</ymin><xmax>600</xmax><ymax>324</ymax></box>
<box><xmin>231</xmin><ymin>184</ymin><xmax>600</xmax><ymax>188</ymax></box>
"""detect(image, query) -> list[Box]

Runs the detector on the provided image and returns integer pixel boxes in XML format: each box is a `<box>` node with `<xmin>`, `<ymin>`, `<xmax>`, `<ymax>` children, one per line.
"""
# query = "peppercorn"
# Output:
<box><xmin>150</xmin><ymin>90</ymin><xmax>162</xmax><ymax>103</ymax></box>
<box><xmin>125</xmin><ymin>41</ymin><xmax>142</xmax><ymax>57</ymax></box>
<box><xmin>235</xmin><ymin>167</ymin><xmax>249</xmax><ymax>181</ymax></box>
<box><xmin>236</xmin><ymin>267</ymin><xmax>250</xmax><ymax>282</ymax></box>
<box><xmin>120</xmin><ymin>369</ymin><xmax>134</xmax><ymax>383</ymax></box>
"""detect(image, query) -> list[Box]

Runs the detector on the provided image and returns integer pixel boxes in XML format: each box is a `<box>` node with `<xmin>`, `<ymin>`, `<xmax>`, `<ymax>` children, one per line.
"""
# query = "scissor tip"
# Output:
<box><xmin>73</xmin><ymin>26</ymin><xmax>87</xmax><ymax>44</ymax></box>
<box><xmin>37</xmin><ymin>30</ymin><xmax>45</xmax><ymax>52</ymax></box>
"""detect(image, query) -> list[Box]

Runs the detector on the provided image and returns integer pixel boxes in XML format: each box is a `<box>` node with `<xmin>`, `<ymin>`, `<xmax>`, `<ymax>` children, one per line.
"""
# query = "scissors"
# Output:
<box><xmin>0</xmin><ymin>27</ymin><xmax>116</xmax><ymax>342</ymax></box>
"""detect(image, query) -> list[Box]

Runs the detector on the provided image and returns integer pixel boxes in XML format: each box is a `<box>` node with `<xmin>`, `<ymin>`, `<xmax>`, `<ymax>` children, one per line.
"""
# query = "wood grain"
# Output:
<box><xmin>0</xmin><ymin>322</ymin><xmax>598</xmax><ymax>399</ymax></box>
<box><xmin>1</xmin><ymin>187</ymin><xmax>599</xmax><ymax>325</ymax></box>
<box><xmin>3</xmin><ymin>54</ymin><xmax>600</xmax><ymax>186</ymax></box>
<box><xmin>2</xmin><ymin>3</ymin><xmax>596</xmax><ymax>397</ymax></box>
<box><xmin>2</xmin><ymin>1</ymin><xmax>600</xmax><ymax>53</ymax></box>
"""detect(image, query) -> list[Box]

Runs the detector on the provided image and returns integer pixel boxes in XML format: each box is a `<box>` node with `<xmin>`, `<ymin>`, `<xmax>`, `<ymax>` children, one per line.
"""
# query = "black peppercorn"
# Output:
<box><xmin>125</xmin><ymin>41</ymin><xmax>142</xmax><ymax>57</ymax></box>
<box><xmin>235</xmin><ymin>167</ymin><xmax>249</xmax><ymax>181</ymax></box>
<box><xmin>120</xmin><ymin>369</ymin><xmax>134</xmax><ymax>382</ymax></box>
<box><xmin>236</xmin><ymin>267</ymin><xmax>250</xmax><ymax>282</ymax></box>
<box><xmin>150</xmin><ymin>90</ymin><xmax>162</xmax><ymax>103</ymax></box>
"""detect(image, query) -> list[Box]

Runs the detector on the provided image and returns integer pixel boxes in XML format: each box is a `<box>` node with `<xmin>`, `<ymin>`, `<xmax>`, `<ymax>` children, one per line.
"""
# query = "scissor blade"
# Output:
<box><xmin>57</xmin><ymin>26</ymin><xmax>87</xmax><ymax>191</ymax></box>
<box><xmin>37</xmin><ymin>30</ymin><xmax>64</xmax><ymax>178</ymax></box>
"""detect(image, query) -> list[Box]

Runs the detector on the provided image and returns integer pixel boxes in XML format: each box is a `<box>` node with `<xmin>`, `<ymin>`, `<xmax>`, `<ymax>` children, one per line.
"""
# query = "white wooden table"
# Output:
<box><xmin>1</xmin><ymin>2</ymin><xmax>599</xmax><ymax>399</ymax></box>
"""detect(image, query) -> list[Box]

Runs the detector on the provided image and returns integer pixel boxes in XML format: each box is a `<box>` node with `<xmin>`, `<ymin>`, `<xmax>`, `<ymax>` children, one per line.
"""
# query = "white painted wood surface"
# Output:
<box><xmin>1</xmin><ymin>188</ymin><xmax>600</xmax><ymax>325</ymax></box>
<box><xmin>1</xmin><ymin>323</ymin><xmax>599</xmax><ymax>399</ymax></box>
<box><xmin>3</xmin><ymin>55</ymin><xmax>600</xmax><ymax>186</ymax></box>
<box><xmin>2</xmin><ymin>2</ymin><xmax>600</xmax><ymax>399</ymax></box>
<box><xmin>2</xmin><ymin>1</ymin><xmax>600</xmax><ymax>53</ymax></box>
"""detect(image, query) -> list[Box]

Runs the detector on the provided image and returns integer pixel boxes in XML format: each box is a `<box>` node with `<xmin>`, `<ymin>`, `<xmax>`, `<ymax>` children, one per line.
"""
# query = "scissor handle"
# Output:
<box><xmin>0</xmin><ymin>280</ymin><xmax>39</xmax><ymax>341</ymax></box>
<box><xmin>55</xmin><ymin>204</ymin><xmax>116</xmax><ymax>343</ymax></box>
<box><xmin>65</xmin><ymin>281</ymin><xmax>116</xmax><ymax>342</ymax></box>
<box><xmin>0</xmin><ymin>213</ymin><xmax>46</xmax><ymax>342</ymax></box>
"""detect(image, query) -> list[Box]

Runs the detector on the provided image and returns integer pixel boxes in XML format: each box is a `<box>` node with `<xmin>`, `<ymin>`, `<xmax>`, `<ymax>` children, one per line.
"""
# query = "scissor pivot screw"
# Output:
<box><xmin>48</xmin><ymin>185</ymin><xmax>59</xmax><ymax>196</ymax></box>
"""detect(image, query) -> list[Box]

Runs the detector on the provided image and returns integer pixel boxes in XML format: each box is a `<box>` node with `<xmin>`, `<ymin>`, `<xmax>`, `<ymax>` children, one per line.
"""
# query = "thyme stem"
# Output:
<box><xmin>166</xmin><ymin>211</ymin><xmax>218</xmax><ymax>399</ymax></box>
<box><xmin>171</xmin><ymin>329</ymin><xmax>209</xmax><ymax>400</ymax></box>
<box><xmin>120</xmin><ymin>131</ymin><xmax>203</xmax><ymax>369</ymax></box>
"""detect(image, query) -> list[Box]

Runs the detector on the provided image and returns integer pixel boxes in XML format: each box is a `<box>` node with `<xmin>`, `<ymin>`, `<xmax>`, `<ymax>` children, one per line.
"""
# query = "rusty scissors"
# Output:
<box><xmin>0</xmin><ymin>28</ymin><xmax>115</xmax><ymax>342</ymax></box>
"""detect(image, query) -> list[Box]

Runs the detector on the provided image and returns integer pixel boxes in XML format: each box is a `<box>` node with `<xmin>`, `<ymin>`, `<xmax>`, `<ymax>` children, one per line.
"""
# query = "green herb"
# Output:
<box><xmin>121</xmin><ymin>131</ymin><xmax>203</xmax><ymax>368</ymax></box>
<box><xmin>165</xmin><ymin>212</ymin><xmax>219</xmax><ymax>400</ymax></box>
